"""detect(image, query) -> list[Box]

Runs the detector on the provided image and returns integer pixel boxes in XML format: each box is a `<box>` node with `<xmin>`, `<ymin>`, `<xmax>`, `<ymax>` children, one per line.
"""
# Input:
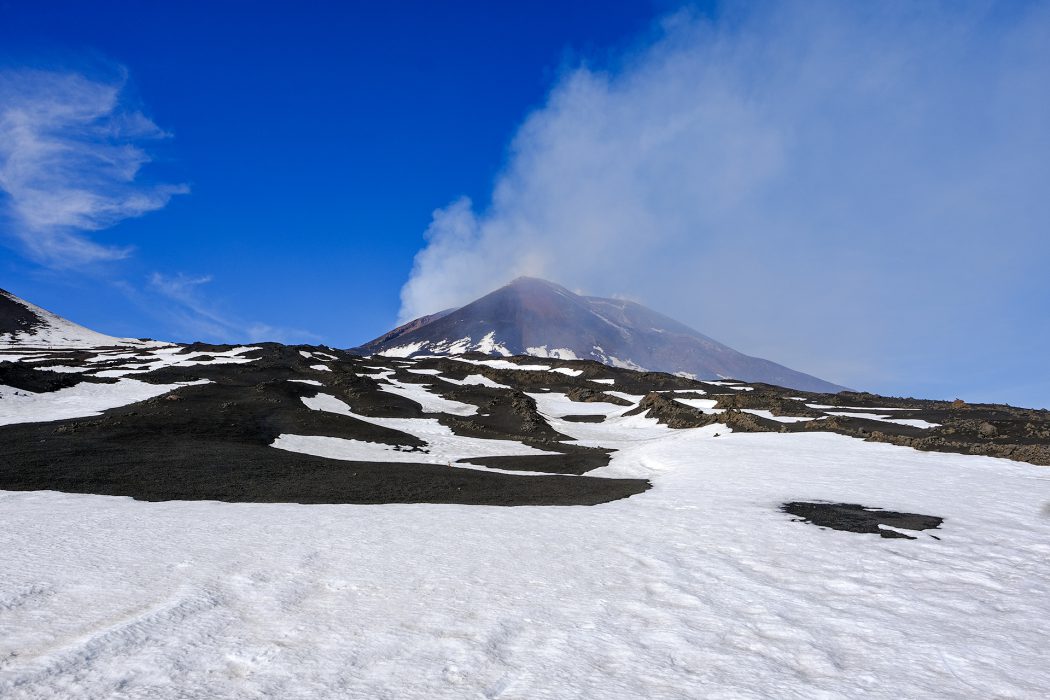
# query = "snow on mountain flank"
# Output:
<box><xmin>357</xmin><ymin>277</ymin><xmax>846</xmax><ymax>393</ymax></box>
<box><xmin>2</xmin><ymin>291</ymin><xmax>1050</xmax><ymax>697</ymax></box>
<box><xmin>0</xmin><ymin>289</ymin><xmax>159</xmax><ymax>349</ymax></box>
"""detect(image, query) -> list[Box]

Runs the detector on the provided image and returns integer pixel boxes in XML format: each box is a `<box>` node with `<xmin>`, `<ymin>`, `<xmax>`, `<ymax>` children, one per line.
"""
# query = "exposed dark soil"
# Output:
<box><xmin>782</xmin><ymin>501</ymin><xmax>944</xmax><ymax>539</ymax></box>
<box><xmin>562</xmin><ymin>414</ymin><xmax>607</xmax><ymax>423</ymax></box>
<box><xmin>0</xmin><ymin>346</ymin><xmax>648</xmax><ymax>506</ymax></box>
<box><xmin>625</xmin><ymin>392</ymin><xmax>720</xmax><ymax>429</ymax></box>
<box><xmin>0</xmin><ymin>289</ymin><xmax>44</xmax><ymax>336</ymax></box>
<box><xmin>3</xmin><ymin>336</ymin><xmax>1048</xmax><ymax>508</ymax></box>
<box><xmin>0</xmin><ymin>362</ymin><xmax>110</xmax><ymax>392</ymax></box>
<box><xmin>456</xmin><ymin>451</ymin><xmax>612</xmax><ymax>475</ymax></box>
<box><xmin>620</xmin><ymin>382</ymin><xmax>1050</xmax><ymax>467</ymax></box>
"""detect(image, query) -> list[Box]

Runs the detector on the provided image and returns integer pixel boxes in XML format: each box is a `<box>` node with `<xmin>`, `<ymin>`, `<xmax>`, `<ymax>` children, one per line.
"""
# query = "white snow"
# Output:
<box><xmin>381</xmin><ymin>334</ymin><xmax>513</xmax><ymax>358</ymax></box>
<box><xmin>474</xmin><ymin>331</ymin><xmax>512</xmax><ymax>356</ymax></box>
<box><xmin>289</xmin><ymin>379</ymin><xmax>323</xmax><ymax>386</ymax></box>
<box><xmin>377</xmin><ymin>376</ymin><xmax>478</xmax><ymax>415</ymax></box>
<box><xmin>287</xmin><ymin>393</ymin><xmax>560</xmax><ymax>473</ymax></box>
<box><xmin>887</xmin><ymin>418</ymin><xmax>942</xmax><ymax>429</ymax></box>
<box><xmin>73</xmin><ymin>346</ymin><xmax>260</xmax><ymax>378</ymax></box>
<box><xmin>526</xmin><ymin>345</ymin><xmax>579</xmax><ymax>361</ymax></box>
<box><xmin>437</xmin><ymin>374</ymin><xmax>510</xmax><ymax>389</ymax></box>
<box><xmin>378</xmin><ymin>342</ymin><xmax>427</xmax><ymax>358</ymax></box>
<box><xmin>407</xmin><ymin>369</ymin><xmax>443</xmax><ymax>375</ymax></box>
<box><xmin>3</xmin><ymin>355</ymin><xmax>1050</xmax><ymax>697</ymax></box>
<box><xmin>826</xmin><ymin>411</ymin><xmax>941</xmax><ymax>429</ymax></box>
<box><xmin>605</xmin><ymin>355</ymin><xmax>647</xmax><ymax>371</ymax></box>
<box><xmin>524</xmin><ymin>391</ymin><xmax>628</xmax><ymax>418</ymax></box>
<box><xmin>550</xmin><ymin>367</ymin><xmax>582</xmax><ymax>377</ymax></box>
<box><xmin>309</xmin><ymin>364</ymin><xmax>332</xmax><ymax>372</ymax></box>
<box><xmin>451</xmin><ymin>358</ymin><xmax>551</xmax><ymax>371</ymax></box>
<box><xmin>0</xmin><ymin>294</ymin><xmax>163</xmax><ymax>349</ymax></box>
<box><xmin>0</xmin><ymin>378</ymin><xmax>209</xmax><ymax>426</ymax></box>
<box><xmin>22</xmin><ymin>365</ymin><xmax>91</xmax><ymax>374</ymax></box>
<box><xmin>673</xmin><ymin>397</ymin><xmax>723</xmax><ymax>414</ymax></box>
<box><xmin>603</xmin><ymin>390</ymin><xmax>645</xmax><ymax>404</ymax></box>
<box><xmin>272</xmin><ymin>434</ymin><xmax>562</xmax><ymax>475</ymax></box>
<box><xmin>808</xmin><ymin>404</ymin><xmax>921</xmax><ymax>411</ymax></box>
<box><xmin>1</xmin><ymin>418</ymin><xmax>1050</xmax><ymax>696</ymax></box>
<box><xmin>590</xmin><ymin>378</ymin><xmax>615</xmax><ymax>385</ymax></box>
<box><xmin>741</xmin><ymin>409</ymin><xmax>820</xmax><ymax>423</ymax></box>
<box><xmin>587</xmin><ymin>345</ymin><xmax>649</xmax><ymax>372</ymax></box>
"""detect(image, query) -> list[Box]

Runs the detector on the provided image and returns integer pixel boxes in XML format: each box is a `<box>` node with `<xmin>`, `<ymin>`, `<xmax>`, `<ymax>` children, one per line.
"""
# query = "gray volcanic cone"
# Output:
<box><xmin>355</xmin><ymin>277</ymin><xmax>845</xmax><ymax>393</ymax></box>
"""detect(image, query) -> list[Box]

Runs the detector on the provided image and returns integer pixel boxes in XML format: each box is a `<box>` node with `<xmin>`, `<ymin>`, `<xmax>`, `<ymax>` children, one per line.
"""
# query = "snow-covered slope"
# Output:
<box><xmin>356</xmin><ymin>277</ymin><xmax>845</xmax><ymax>393</ymax></box>
<box><xmin>3</xmin><ymin>289</ymin><xmax>1050</xmax><ymax>697</ymax></box>
<box><xmin>0</xmin><ymin>288</ymin><xmax>155</xmax><ymax>349</ymax></box>
<box><xmin>2</xmin><ymin>395</ymin><xmax>1049</xmax><ymax>698</ymax></box>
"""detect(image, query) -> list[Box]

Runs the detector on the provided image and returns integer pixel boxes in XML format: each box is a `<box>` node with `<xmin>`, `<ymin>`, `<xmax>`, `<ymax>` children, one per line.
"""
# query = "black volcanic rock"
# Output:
<box><xmin>355</xmin><ymin>277</ymin><xmax>846</xmax><ymax>393</ymax></box>
<box><xmin>782</xmin><ymin>502</ymin><xmax>944</xmax><ymax>539</ymax></box>
<box><xmin>0</xmin><ymin>288</ymin><xmax>45</xmax><ymax>336</ymax></box>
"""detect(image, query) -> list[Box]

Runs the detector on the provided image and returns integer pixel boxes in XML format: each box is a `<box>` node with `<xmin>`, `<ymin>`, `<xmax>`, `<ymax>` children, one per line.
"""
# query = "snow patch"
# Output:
<box><xmin>377</xmin><ymin>377</ymin><xmax>478</xmax><ymax>415</ymax></box>
<box><xmin>526</xmin><ymin>345</ymin><xmax>579</xmax><ymax>361</ymax></box>
<box><xmin>0</xmin><ymin>378</ymin><xmax>209</xmax><ymax>426</ymax></box>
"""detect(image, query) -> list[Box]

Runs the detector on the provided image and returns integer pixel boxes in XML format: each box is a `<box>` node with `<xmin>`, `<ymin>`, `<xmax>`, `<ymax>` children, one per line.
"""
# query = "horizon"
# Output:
<box><xmin>1</xmin><ymin>1</ymin><xmax>1048</xmax><ymax>408</ymax></box>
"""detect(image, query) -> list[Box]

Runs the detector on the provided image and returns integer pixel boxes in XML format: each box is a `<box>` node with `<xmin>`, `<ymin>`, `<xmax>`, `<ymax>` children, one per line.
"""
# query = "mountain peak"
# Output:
<box><xmin>356</xmin><ymin>278</ymin><xmax>845</xmax><ymax>393</ymax></box>
<box><xmin>502</xmin><ymin>276</ymin><xmax>573</xmax><ymax>294</ymax></box>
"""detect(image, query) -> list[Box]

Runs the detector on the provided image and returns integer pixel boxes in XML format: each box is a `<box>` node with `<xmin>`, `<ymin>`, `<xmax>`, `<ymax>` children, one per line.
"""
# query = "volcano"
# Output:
<box><xmin>356</xmin><ymin>277</ymin><xmax>845</xmax><ymax>393</ymax></box>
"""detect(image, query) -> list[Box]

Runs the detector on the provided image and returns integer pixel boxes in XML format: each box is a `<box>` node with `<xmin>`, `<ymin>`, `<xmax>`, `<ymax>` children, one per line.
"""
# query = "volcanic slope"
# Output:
<box><xmin>3</xmin><ymin>338</ymin><xmax>1049</xmax><ymax>507</ymax></box>
<box><xmin>357</xmin><ymin>276</ymin><xmax>846</xmax><ymax>393</ymax></box>
<box><xmin>3</xmin><ymin>290</ymin><xmax>1050</xmax><ymax>697</ymax></box>
<box><xmin>0</xmin><ymin>288</ymin><xmax>156</xmax><ymax>349</ymax></box>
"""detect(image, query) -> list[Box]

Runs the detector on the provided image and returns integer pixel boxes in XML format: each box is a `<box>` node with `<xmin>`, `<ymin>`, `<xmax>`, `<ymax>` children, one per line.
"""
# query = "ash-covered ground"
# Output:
<box><xmin>2</xmin><ymin>342</ymin><xmax>1048</xmax><ymax>507</ymax></box>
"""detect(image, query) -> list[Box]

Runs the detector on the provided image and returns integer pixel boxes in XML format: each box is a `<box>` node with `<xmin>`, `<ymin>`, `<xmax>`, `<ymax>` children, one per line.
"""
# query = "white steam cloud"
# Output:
<box><xmin>399</xmin><ymin>1</ymin><xmax>1050</xmax><ymax>402</ymax></box>
<box><xmin>0</xmin><ymin>67</ymin><xmax>187</xmax><ymax>267</ymax></box>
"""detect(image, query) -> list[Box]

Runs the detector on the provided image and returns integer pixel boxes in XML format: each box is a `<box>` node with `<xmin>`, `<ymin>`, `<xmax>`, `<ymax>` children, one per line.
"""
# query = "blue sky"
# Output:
<box><xmin>0</xmin><ymin>0</ymin><xmax>666</xmax><ymax>339</ymax></box>
<box><xmin>1</xmin><ymin>1</ymin><xmax>1048</xmax><ymax>408</ymax></box>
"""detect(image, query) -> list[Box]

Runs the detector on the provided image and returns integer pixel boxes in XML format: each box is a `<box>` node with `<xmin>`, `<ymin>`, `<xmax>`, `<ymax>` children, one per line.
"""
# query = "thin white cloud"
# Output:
<box><xmin>399</xmin><ymin>1</ymin><xmax>1050</xmax><ymax>401</ymax></box>
<box><xmin>148</xmin><ymin>272</ymin><xmax>322</xmax><ymax>344</ymax></box>
<box><xmin>0</xmin><ymin>67</ymin><xmax>187</xmax><ymax>266</ymax></box>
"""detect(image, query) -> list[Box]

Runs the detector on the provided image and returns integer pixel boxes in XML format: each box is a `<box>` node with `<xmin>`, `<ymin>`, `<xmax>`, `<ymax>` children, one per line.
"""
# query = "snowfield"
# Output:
<box><xmin>1</xmin><ymin>305</ymin><xmax>1049</xmax><ymax>699</ymax></box>
<box><xmin>3</xmin><ymin>417</ymin><xmax>1050</xmax><ymax>697</ymax></box>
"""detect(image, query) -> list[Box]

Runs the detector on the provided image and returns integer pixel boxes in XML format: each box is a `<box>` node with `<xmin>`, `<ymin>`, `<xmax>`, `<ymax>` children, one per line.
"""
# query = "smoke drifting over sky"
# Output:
<box><xmin>400</xmin><ymin>1</ymin><xmax>1050</xmax><ymax>404</ymax></box>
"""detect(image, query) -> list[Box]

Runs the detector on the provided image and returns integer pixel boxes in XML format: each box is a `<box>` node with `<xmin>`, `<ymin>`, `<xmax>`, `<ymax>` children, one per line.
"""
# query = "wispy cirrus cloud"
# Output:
<box><xmin>147</xmin><ymin>272</ymin><xmax>322</xmax><ymax>344</ymax></box>
<box><xmin>0</xmin><ymin>67</ymin><xmax>187</xmax><ymax>267</ymax></box>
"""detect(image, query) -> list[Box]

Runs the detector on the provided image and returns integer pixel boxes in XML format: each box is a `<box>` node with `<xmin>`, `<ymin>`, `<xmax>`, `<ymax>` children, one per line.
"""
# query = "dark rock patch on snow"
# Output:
<box><xmin>562</xmin><ymin>414</ymin><xmax>606</xmax><ymax>423</ymax></box>
<box><xmin>782</xmin><ymin>501</ymin><xmax>943</xmax><ymax>539</ymax></box>
<box><xmin>456</xmin><ymin>450</ymin><xmax>612</xmax><ymax>475</ymax></box>
<box><xmin>0</xmin><ymin>362</ymin><xmax>108</xmax><ymax>393</ymax></box>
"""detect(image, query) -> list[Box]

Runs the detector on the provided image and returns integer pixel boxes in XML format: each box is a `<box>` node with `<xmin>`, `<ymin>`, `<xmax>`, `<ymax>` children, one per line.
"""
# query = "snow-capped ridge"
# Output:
<box><xmin>0</xmin><ymin>288</ymin><xmax>164</xmax><ymax>349</ymax></box>
<box><xmin>357</xmin><ymin>277</ymin><xmax>845</xmax><ymax>393</ymax></box>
